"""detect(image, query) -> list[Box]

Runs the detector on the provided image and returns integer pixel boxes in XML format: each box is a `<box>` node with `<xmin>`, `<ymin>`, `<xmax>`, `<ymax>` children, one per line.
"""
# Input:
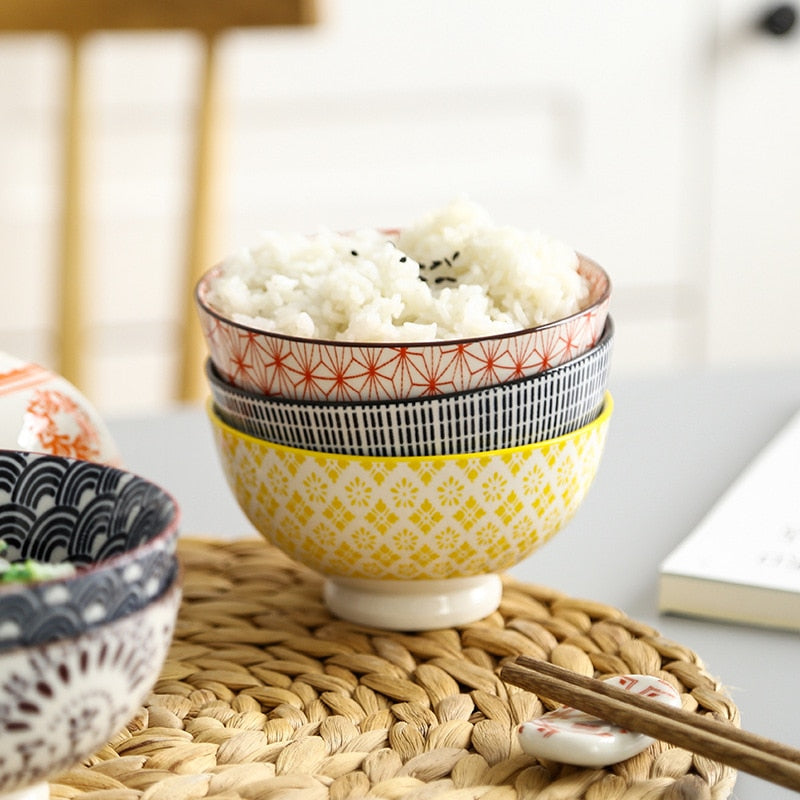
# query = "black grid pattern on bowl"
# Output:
<box><xmin>208</xmin><ymin>319</ymin><xmax>613</xmax><ymax>456</ymax></box>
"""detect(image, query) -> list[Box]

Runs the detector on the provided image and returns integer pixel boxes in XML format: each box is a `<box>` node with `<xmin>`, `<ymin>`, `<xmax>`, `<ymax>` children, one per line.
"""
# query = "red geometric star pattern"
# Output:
<box><xmin>198</xmin><ymin>294</ymin><xmax>610</xmax><ymax>402</ymax></box>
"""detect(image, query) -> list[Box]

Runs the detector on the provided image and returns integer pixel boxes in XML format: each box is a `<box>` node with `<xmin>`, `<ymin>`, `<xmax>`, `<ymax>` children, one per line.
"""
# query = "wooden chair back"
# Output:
<box><xmin>0</xmin><ymin>1</ymin><xmax>318</xmax><ymax>402</ymax></box>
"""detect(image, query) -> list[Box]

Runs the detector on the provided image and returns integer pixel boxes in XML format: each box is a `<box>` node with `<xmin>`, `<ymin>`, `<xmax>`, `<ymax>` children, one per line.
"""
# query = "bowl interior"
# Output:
<box><xmin>196</xmin><ymin>252</ymin><xmax>610</xmax><ymax>348</ymax></box>
<box><xmin>0</xmin><ymin>449</ymin><xmax>179</xmax><ymax>570</ymax></box>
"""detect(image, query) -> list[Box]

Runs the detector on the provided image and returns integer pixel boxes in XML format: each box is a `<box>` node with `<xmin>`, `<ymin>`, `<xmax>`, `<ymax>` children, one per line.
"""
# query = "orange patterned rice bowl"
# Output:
<box><xmin>197</xmin><ymin>254</ymin><xmax>610</xmax><ymax>403</ymax></box>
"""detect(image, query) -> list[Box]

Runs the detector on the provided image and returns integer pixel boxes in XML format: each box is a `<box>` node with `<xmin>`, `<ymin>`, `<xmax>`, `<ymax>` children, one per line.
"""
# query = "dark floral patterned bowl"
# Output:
<box><xmin>0</xmin><ymin>573</ymin><xmax>181</xmax><ymax>798</ymax></box>
<box><xmin>0</xmin><ymin>450</ymin><xmax>180</xmax><ymax>652</ymax></box>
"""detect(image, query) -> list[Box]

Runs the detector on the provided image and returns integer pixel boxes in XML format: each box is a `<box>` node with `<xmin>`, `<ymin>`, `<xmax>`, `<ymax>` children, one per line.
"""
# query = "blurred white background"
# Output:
<box><xmin>0</xmin><ymin>0</ymin><xmax>798</xmax><ymax>415</ymax></box>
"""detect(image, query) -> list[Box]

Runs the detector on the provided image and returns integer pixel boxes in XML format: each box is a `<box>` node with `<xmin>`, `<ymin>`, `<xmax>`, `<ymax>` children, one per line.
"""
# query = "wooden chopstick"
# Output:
<box><xmin>500</xmin><ymin>655</ymin><xmax>800</xmax><ymax>792</ymax></box>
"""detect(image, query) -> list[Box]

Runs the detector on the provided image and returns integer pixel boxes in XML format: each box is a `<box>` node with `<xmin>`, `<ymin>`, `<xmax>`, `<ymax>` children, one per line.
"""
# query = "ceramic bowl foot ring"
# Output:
<box><xmin>324</xmin><ymin>574</ymin><xmax>503</xmax><ymax>630</ymax></box>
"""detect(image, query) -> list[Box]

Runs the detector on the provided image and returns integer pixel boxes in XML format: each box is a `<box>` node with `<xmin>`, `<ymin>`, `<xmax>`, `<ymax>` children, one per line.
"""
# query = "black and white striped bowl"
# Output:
<box><xmin>207</xmin><ymin>317</ymin><xmax>614</xmax><ymax>457</ymax></box>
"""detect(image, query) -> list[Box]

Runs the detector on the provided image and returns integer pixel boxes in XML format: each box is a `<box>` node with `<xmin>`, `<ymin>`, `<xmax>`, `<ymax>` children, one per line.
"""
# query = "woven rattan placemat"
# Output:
<box><xmin>51</xmin><ymin>537</ymin><xmax>739</xmax><ymax>800</ymax></box>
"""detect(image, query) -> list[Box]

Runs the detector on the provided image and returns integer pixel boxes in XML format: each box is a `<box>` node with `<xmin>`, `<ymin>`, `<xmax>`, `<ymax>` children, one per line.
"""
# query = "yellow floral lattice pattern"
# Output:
<box><xmin>212</xmin><ymin>405</ymin><xmax>611</xmax><ymax>580</ymax></box>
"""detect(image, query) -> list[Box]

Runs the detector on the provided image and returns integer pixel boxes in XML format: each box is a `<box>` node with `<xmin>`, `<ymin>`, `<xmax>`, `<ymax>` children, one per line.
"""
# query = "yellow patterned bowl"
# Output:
<box><xmin>207</xmin><ymin>393</ymin><xmax>613</xmax><ymax>630</ymax></box>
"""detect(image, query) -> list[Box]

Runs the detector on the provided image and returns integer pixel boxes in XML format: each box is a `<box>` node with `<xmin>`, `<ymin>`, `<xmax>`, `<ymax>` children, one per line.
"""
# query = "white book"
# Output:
<box><xmin>659</xmin><ymin>407</ymin><xmax>800</xmax><ymax>631</ymax></box>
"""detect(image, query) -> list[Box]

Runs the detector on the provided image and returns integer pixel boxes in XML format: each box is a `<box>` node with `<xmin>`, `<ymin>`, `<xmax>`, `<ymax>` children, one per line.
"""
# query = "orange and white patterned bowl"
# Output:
<box><xmin>0</xmin><ymin>352</ymin><xmax>120</xmax><ymax>466</ymax></box>
<box><xmin>196</xmin><ymin>254</ymin><xmax>610</xmax><ymax>403</ymax></box>
<box><xmin>208</xmin><ymin>394</ymin><xmax>613</xmax><ymax>629</ymax></box>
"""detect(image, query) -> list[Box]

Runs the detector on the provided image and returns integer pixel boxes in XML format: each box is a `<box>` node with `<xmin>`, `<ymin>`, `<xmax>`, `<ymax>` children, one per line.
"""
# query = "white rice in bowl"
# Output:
<box><xmin>206</xmin><ymin>199</ymin><xmax>590</xmax><ymax>342</ymax></box>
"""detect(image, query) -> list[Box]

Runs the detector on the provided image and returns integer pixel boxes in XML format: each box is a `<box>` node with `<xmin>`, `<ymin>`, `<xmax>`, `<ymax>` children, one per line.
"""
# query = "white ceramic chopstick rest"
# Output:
<box><xmin>517</xmin><ymin>673</ymin><xmax>682</xmax><ymax>767</ymax></box>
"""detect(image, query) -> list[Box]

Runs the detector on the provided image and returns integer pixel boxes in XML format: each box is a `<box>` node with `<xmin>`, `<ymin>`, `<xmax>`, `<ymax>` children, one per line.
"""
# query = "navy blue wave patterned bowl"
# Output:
<box><xmin>0</xmin><ymin>450</ymin><xmax>180</xmax><ymax>651</ymax></box>
<box><xmin>207</xmin><ymin>317</ymin><xmax>614</xmax><ymax>456</ymax></box>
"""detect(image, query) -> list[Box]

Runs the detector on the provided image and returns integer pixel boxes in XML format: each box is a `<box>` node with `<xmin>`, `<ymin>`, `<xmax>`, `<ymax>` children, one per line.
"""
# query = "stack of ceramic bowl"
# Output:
<box><xmin>197</xmin><ymin>253</ymin><xmax>614</xmax><ymax>631</ymax></box>
<box><xmin>0</xmin><ymin>450</ymin><xmax>181</xmax><ymax>799</ymax></box>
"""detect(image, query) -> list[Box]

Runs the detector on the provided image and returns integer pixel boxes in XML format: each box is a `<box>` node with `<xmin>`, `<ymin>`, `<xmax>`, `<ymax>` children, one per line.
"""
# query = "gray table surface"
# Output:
<box><xmin>108</xmin><ymin>365</ymin><xmax>800</xmax><ymax>800</ymax></box>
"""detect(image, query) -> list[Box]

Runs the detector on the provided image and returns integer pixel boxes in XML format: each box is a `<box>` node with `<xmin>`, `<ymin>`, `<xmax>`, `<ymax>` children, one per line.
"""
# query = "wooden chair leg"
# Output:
<box><xmin>179</xmin><ymin>32</ymin><xmax>220</xmax><ymax>403</ymax></box>
<box><xmin>57</xmin><ymin>33</ymin><xmax>86</xmax><ymax>390</ymax></box>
